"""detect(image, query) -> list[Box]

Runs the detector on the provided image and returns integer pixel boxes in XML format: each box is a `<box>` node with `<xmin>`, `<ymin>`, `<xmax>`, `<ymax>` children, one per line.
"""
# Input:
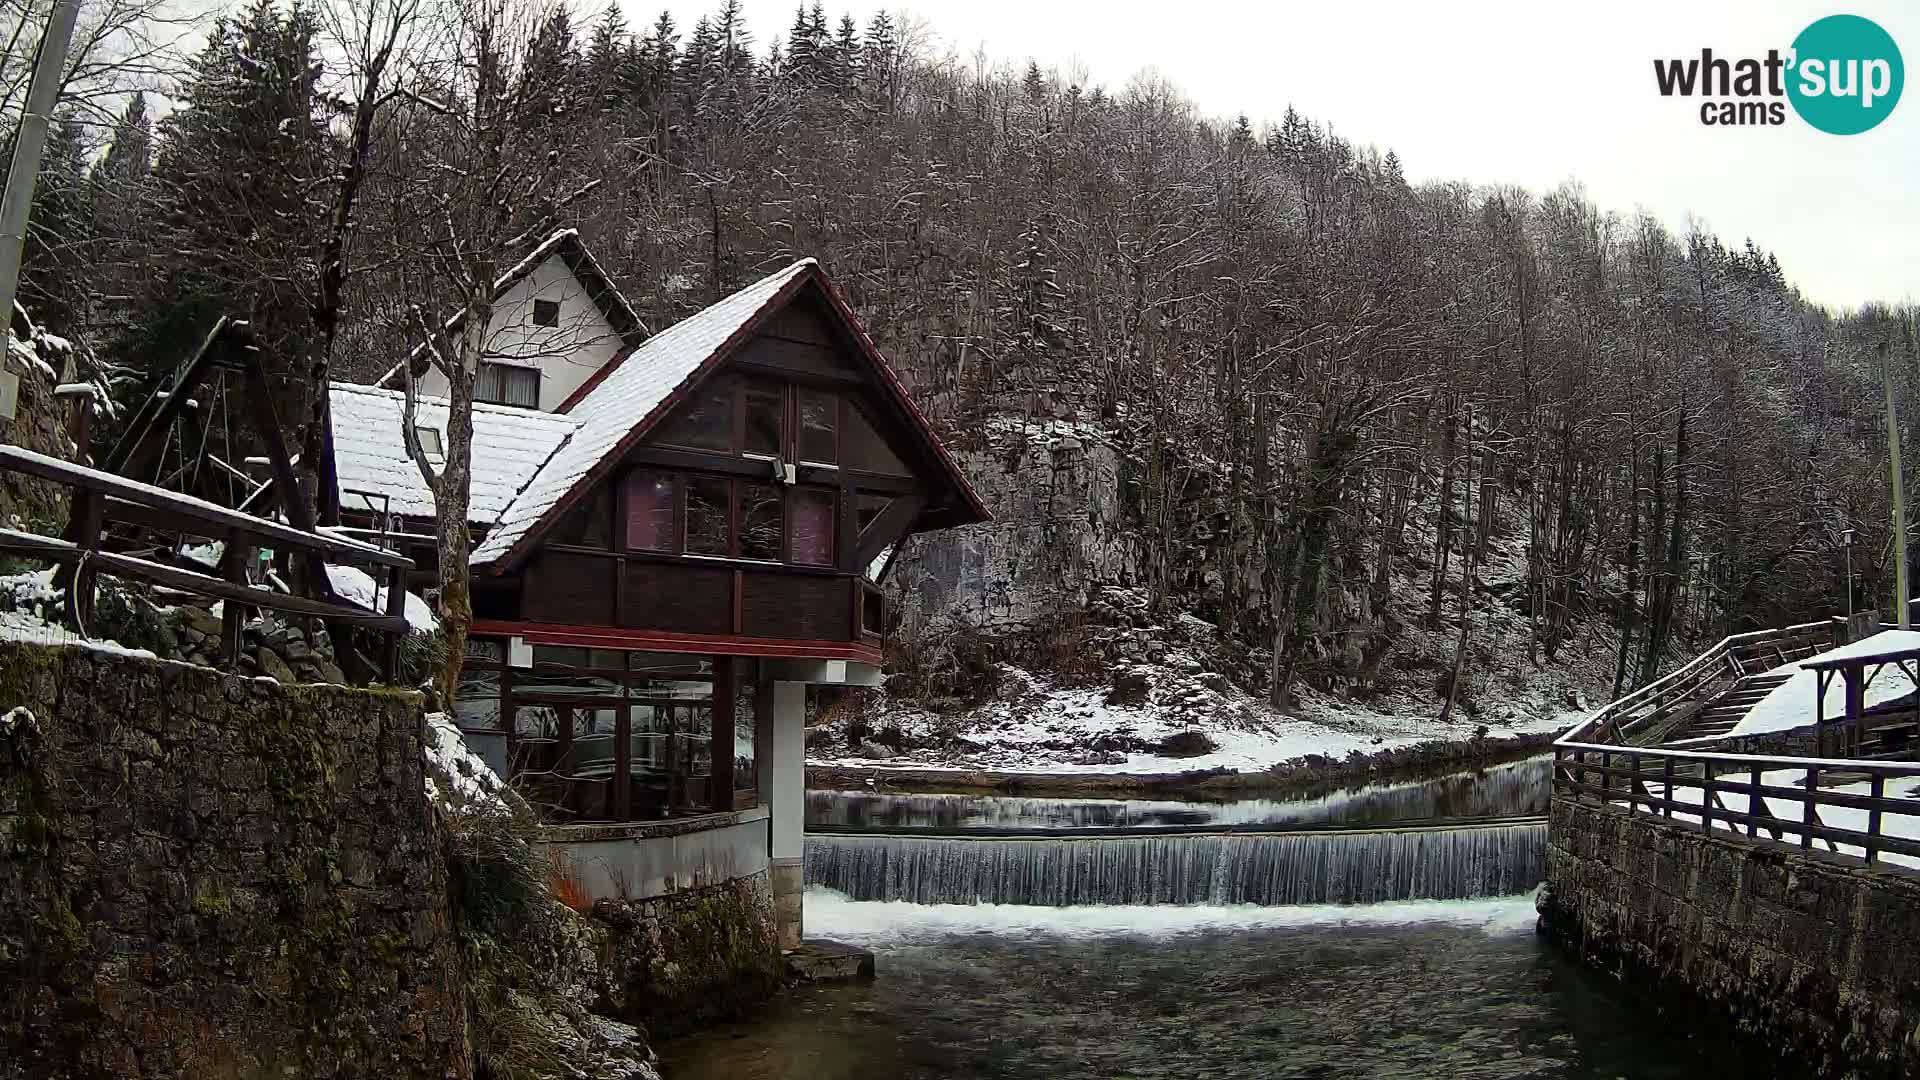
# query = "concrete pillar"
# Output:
<box><xmin>763</xmin><ymin>680</ymin><xmax>806</xmax><ymax>949</ymax></box>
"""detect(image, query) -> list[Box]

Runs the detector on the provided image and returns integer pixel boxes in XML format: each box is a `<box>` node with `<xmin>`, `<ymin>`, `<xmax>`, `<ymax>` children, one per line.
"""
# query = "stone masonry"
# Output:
<box><xmin>1542</xmin><ymin>797</ymin><xmax>1920</xmax><ymax>1079</ymax></box>
<box><xmin>0</xmin><ymin>640</ymin><xmax>470</xmax><ymax>1079</ymax></box>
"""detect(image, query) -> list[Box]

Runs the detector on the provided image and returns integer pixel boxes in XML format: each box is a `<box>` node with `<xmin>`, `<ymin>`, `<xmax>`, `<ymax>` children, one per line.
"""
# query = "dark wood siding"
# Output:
<box><xmin>735</xmin><ymin>334</ymin><xmax>846</xmax><ymax>379</ymax></box>
<box><xmin>762</xmin><ymin>298</ymin><xmax>839</xmax><ymax>348</ymax></box>
<box><xmin>522</xmin><ymin>552</ymin><xmax>615</xmax><ymax>625</ymax></box>
<box><xmin>741</xmin><ymin>569</ymin><xmax>850</xmax><ymax>641</ymax></box>
<box><xmin>621</xmin><ymin>559</ymin><xmax>732</xmax><ymax>636</ymax></box>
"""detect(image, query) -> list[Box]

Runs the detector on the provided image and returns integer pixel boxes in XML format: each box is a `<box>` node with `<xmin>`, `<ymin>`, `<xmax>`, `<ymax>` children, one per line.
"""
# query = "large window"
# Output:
<box><xmin>653</xmin><ymin>375</ymin><xmax>913</xmax><ymax>476</ymax></box>
<box><xmin>454</xmin><ymin>641</ymin><xmax>751</xmax><ymax>823</ymax></box>
<box><xmin>625</xmin><ymin>472</ymin><xmax>675</xmax><ymax>551</ymax></box>
<box><xmin>685</xmin><ymin>476</ymin><xmax>730</xmax><ymax>555</ymax></box>
<box><xmin>658</xmin><ymin>379</ymin><xmax>735</xmax><ymax>450</ymax></box>
<box><xmin>790</xmin><ymin>488</ymin><xmax>835</xmax><ymax>566</ymax></box>
<box><xmin>476</xmin><ymin>361</ymin><xmax>540</xmax><ymax>408</ymax></box>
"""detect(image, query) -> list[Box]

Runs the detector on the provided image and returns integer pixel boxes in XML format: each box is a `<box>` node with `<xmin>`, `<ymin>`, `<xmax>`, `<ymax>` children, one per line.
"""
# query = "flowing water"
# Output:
<box><xmin>806</xmin><ymin>755</ymin><xmax>1550</xmax><ymax>832</ymax></box>
<box><xmin>659</xmin><ymin>891</ymin><xmax>1747</xmax><ymax>1080</ymax></box>
<box><xmin>660</xmin><ymin>757</ymin><xmax>1741</xmax><ymax>1079</ymax></box>
<box><xmin>808</xmin><ymin>823</ymin><xmax>1546</xmax><ymax>905</ymax></box>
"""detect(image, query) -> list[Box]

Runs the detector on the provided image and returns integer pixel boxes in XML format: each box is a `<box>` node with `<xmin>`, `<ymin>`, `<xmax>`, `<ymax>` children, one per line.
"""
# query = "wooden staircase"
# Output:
<box><xmin>1666</xmin><ymin>670</ymin><xmax>1797</xmax><ymax>743</ymax></box>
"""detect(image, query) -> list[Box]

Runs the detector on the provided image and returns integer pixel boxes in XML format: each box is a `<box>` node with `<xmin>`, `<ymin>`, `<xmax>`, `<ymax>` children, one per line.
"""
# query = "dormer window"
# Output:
<box><xmin>532</xmin><ymin>298</ymin><xmax>561</xmax><ymax>327</ymax></box>
<box><xmin>476</xmin><ymin>361</ymin><xmax>539</xmax><ymax>408</ymax></box>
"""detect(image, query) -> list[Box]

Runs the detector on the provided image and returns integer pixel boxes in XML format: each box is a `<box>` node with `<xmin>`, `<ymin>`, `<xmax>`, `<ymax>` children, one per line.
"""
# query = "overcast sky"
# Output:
<box><xmin>644</xmin><ymin>0</ymin><xmax>1916</xmax><ymax>311</ymax></box>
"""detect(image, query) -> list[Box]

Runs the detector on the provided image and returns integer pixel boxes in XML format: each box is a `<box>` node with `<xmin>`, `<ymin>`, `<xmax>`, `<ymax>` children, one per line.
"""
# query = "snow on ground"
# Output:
<box><xmin>423</xmin><ymin>710</ymin><xmax>514</xmax><ymax>811</ymax></box>
<box><xmin>1728</xmin><ymin>629</ymin><xmax>1920</xmax><ymax>738</ymax></box>
<box><xmin>1646</xmin><ymin>768</ymin><xmax>1920</xmax><ymax>869</ymax></box>
<box><xmin>813</xmin><ymin>655</ymin><xmax>1578</xmax><ymax>776</ymax></box>
<box><xmin>0</xmin><ymin>570</ymin><xmax>157</xmax><ymax>659</ymax></box>
<box><xmin>804</xmin><ymin>886</ymin><xmax>1542</xmax><ymax>946</ymax></box>
<box><xmin>325</xmin><ymin>563</ymin><xmax>438</xmax><ymax>634</ymax></box>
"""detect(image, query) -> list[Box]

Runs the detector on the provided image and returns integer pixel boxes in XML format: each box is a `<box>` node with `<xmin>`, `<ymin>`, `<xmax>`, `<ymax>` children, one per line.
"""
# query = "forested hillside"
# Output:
<box><xmin>14</xmin><ymin>0</ymin><xmax>1918</xmax><ymax>733</ymax></box>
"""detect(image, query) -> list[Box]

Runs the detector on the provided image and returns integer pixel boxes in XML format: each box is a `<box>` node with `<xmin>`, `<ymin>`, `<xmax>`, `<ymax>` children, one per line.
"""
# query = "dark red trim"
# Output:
<box><xmin>553</xmin><ymin>342</ymin><xmax>638</xmax><ymax>412</ymax></box>
<box><xmin>471</xmin><ymin>618</ymin><xmax>884</xmax><ymax>665</ymax></box>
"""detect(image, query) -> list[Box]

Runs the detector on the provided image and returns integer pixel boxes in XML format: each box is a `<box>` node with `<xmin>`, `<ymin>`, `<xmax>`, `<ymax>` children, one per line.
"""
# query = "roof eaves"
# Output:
<box><xmin>478</xmin><ymin>264</ymin><xmax>820</xmax><ymax>574</ymax></box>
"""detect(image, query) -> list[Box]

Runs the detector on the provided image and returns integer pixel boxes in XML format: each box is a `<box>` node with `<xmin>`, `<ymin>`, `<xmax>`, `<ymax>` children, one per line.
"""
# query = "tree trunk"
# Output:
<box><xmin>1438</xmin><ymin>404</ymin><xmax>1478</xmax><ymax>726</ymax></box>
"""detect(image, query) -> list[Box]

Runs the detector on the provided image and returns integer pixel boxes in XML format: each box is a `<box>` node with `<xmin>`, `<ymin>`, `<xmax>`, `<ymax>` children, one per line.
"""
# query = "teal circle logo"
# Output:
<box><xmin>1788</xmin><ymin>14</ymin><xmax>1903</xmax><ymax>134</ymax></box>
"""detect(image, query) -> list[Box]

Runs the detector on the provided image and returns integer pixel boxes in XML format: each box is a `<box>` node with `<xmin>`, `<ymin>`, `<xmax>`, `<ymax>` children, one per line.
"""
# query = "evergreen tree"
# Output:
<box><xmin>830</xmin><ymin>13</ymin><xmax>859</xmax><ymax>93</ymax></box>
<box><xmin>519</xmin><ymin>7</ymin><xmax>579</xmax><ymax>124</ymax></box>
<box><xmin>129</xmin><ymin>0</ymin><xmax>327</xmax><ymax>432</ymax></box>
<box><xmin>784</xmin><ymin>3</ymin><xmax>819</xmax><ymax>83</ymax></box>
<box><xmin>585</xmin><ymin>6</ymin><xmax>628</xmax><ymax>108</ymax></box>
<box><xmin>87</xmin><ymin>93</ymin><xmax>154</xmax><ymax>343</ymax></box>
<box><xmin>16</xmin><ymin>113</ymin><xmax>93</xmax><ymax>337</ymax></box>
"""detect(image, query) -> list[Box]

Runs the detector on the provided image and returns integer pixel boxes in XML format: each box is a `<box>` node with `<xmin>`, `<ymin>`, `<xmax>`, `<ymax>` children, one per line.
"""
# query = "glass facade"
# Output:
<box><xmin>453</xmin><ymin>641</ymin><xmax>757</xmax><ymax>822</ymax></box>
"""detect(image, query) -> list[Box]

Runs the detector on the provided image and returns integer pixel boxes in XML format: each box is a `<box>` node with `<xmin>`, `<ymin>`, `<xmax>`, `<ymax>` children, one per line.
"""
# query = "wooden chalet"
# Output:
<box><xmin>328</xmin><ymin>234</ymin><xmax>987</xmax><ymax>944</ymax></box>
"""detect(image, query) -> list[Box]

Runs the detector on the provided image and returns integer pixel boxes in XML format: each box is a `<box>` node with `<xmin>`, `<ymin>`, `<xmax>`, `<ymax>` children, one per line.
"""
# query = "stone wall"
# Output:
<box><xmin>1541</xmin><ymin>797</ymin><xmax>1920</xmax><ymax>1079</ymax></box>
<box><xmin>593</xmin><ymin>872</ymin><xmax>784</xmax><ymax>1041</ymax></box>
<box><xmin>0</xmin><ymin>640</ymin><xmax>470</xmax><ymax>1079</ymax></box>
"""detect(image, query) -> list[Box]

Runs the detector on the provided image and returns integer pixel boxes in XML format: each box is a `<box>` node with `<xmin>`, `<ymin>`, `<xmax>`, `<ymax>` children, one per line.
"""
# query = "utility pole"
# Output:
<box><xmin>0</xmin><ymin>0</ymin><xmax>83</xmax><ymax>418</ymax></box>
<box><xmin>1882</xmin><ymin>340</ymin><xmax>1910</xmax><ymax>629</ymax></box>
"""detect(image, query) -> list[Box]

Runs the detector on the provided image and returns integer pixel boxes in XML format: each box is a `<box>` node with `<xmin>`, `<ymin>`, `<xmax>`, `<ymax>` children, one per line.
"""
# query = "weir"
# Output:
<box><xmin>806</xmin><ymin>819</ymin><xmax>1547</xmax><ymax>906</ymax></box>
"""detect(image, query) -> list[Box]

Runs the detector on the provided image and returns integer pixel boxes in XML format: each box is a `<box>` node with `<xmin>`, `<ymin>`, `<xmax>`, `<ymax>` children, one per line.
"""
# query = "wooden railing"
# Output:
<box><xmin>1558</xmin><ymin>621</ymin><xmax>1835</xmax><ymax>745</ymax></box>
<box><xmin>0</xmin><ymin>445</ymin><xmax>414</xmax><ymax>680</ymax></box>
<box><xmin>1551</xmin><ymin>742</ymin><xmax>1920</xmax><ymax>867</ymax></box>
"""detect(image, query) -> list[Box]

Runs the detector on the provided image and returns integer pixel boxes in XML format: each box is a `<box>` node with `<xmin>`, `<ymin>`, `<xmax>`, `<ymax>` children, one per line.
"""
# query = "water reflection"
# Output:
<box><xmin>660</xmin><ymin>893</ymin><xmax>1755</xmax><ymax>1080</ymax></box>
<box><xmin>808</xmin><ymin>755</ymin><xmax>1550</xmax><ymax>832</ymax></box>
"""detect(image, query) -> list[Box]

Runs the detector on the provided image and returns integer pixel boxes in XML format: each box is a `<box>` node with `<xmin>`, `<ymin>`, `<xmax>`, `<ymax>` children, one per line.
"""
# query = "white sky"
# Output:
<box><xmin>643</xmin><ymin>0</ymin><xmax>1917</xmax><ymax>311</ymax></box>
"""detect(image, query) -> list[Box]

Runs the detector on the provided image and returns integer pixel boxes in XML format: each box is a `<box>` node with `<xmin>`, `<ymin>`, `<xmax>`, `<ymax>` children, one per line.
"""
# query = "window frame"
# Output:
<box><xmin>475</xmin><ymin>360</ymin><xmax>540</xmax><ymax>408</ymax></box>
<box><xmin>531</xmin><ymin>298</ymin><xmax>561</xmax><ymax>327</ymax></box>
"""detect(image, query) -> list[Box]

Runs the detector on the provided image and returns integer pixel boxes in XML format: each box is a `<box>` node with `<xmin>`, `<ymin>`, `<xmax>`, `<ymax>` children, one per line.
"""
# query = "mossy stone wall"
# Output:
<box><xmin>593</xmin><ymin>872</ymin><xmax>784</xmax><ymax>1040</ymax></box>
<box><xmin>0</xmin><ymin>641</ymin><xmax>471</xmax><ymax>1079</ymax></box>
<box><xmin>1543</xmin><ymin>796</ymin><xmax>1920</xmax><ymax>1080</ymax></box>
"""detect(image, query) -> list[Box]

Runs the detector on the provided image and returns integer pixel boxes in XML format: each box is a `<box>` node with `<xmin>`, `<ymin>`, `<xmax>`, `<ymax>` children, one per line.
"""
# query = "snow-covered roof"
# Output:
<box><xmin>470</xmin><ymin>259</ymin><xmax>818</xmax><ymax>565</ymax></box>
<box><xmin>328</xmin><ymin>382</ymin><xmax>579</xmax><ymax>523</ymax></box>
<box><xmin>1726</xmin><ymin>629</ymin><xmax>1920</xmax><ymax>738</ymax></box>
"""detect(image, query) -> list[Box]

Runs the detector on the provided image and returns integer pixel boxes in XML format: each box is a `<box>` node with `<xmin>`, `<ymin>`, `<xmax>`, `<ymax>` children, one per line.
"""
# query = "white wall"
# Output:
<box><xmin>541</xmin><ymin>807</ymin><xmax>772</xmax><ymax>902</ymax></box>
<box><xmin>416</xmin><ymin>255</ymin><xmax>626</xmax><ymax>412</ymax></box>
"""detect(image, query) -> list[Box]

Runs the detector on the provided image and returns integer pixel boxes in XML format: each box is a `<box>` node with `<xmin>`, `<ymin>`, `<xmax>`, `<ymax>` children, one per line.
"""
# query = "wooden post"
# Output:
<box><xmin>1803</xmin><ymin>766</ymin><xmax>1817</xmax><ymax>849</ymax></box>
<box><xmin>1867</xmin><ymin>773</ymin><xmax>1885</xmax><ymax>865</ymax></box>
<box><xmin>1662</xmin><ymin>756</ymin><xmax>1674</xmax><ymax>819</ymax></box>
<box><xmin>710</xmin><ymin>655</ymin><xmax>735</xmax><ymax>813</ymax></box>
<box><xmin>613</xmin><ymin>703</ymin><xmax>632</xmax><ymax>821</ymax></box>
<box><xmin>218</xmin><ymin>537</ymin><xmax>249</xmax><ymax>670</ymax></box>
<box><xmin>68</xmin><ymin>488</ymin><xmax>102</xmax><ymax>628</ymax></box>
<box><xmin>1701</xmin><ymin>760</ymin><xmax>1715</xmax><ymax>835</ymax></box>
<box><xmin>1750</xmin><ymin>765</ymin><xmax>1763</xmax><ymax>837</ymax></box>
<box><xmin>380</xmin><ymin>563</ymin><xmax>405</xmax><ymax>682</ymax></box>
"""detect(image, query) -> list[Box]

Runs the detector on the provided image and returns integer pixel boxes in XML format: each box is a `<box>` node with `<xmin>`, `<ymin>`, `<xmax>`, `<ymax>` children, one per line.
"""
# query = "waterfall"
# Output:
<box><xmin>805</xmin><ymin>823</ymin><xmax>1546</xmax><ymax>906</ymax></box>
<box><xmin>807</xmin><ymin>757</ymin><xmax>1552</xmax><ymax>832</ymax></box>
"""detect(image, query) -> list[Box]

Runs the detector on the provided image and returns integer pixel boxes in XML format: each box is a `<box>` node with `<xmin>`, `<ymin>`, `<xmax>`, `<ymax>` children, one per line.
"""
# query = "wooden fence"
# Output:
<box><xmin>1551</xmin><ymin>742</ymin><xmax>1920</xmax><ymax>867</ymax></box>
<box><xmin>0</xmin><ymin>444</ymin><xmax>414</xmax><ymax>680</ymax></box>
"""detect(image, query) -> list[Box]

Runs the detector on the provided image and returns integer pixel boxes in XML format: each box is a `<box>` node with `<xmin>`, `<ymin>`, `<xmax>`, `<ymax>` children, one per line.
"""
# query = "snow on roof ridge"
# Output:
<box><xmin>471</xmin><ymin>258</ymin><xmax>818</xmax><ymax>565</ymax></box>
<box><xmin>328</xmin><ymin>379</ymin><xmax>579</xmax><ymax>424</ymax></box>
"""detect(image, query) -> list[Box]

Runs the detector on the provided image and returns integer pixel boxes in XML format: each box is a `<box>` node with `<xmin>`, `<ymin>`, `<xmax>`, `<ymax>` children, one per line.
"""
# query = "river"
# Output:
<box><xmin>659</xmin><ymin>759</ymin><xmax>1746</xmax><ymax>1079</ymax></box>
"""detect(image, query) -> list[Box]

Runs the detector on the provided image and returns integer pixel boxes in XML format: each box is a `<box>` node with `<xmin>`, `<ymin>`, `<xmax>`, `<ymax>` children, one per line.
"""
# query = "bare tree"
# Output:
<box><xmin>396</xmin><ymin>0</ymin><xmax>578</xmax><ymax>702</ymax></box>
